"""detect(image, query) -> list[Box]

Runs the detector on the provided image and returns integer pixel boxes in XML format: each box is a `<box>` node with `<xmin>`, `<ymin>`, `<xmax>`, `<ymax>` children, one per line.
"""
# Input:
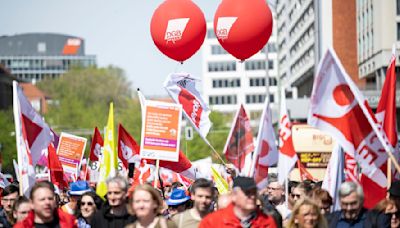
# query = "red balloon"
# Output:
<box><xmin>150</xmin><ymin>0</ymin><xmax>206</xmax><ymax>62</ymax></box>
<box><xmin>214</xmin><ymin>0</ymin><xmax>273</xmax><ymax>61</ymax></box>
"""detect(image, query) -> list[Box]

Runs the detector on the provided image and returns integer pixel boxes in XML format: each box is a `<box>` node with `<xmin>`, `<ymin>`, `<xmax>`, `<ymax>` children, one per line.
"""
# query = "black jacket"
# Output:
<box><xmin>327</xmin><ymin>208</ymin><xmax>390</xmax><ymax>228</ymax></box>
<box><xmin>90</xmin><ymin>203</ymin><xmax>135</xmax><ymax>228</ymax></box>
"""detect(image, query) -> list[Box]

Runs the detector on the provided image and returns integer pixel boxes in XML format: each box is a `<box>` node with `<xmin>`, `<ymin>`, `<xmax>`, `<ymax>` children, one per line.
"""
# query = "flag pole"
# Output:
<box><xmin>153</xmin><ymin>159</ymin><xmax>160</xmax><ymax>188</ymax></box>
<box><xmin>387</xmin><ymin>159</ymin><xmax>392</xmax><ymax>193</ymax></box>
<box><xmin>12</xmin><ymin>81</ymin><xmax>24</xmax><ymax>196</ymax></box>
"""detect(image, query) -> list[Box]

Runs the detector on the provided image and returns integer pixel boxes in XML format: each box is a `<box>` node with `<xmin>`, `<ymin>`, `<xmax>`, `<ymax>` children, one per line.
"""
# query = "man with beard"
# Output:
<box><xmin>171</xmin><ymin>178</ymin><xmax>214</xmax><ymax>228</ymax></box>
<box><xmin>327</xmin><ymin>182</ymin><xmax>390</xmax><ymax>227</ymax></box>
<box><xmin>14</xmin><ymin>181</ymin><xmax>76</xmax><ymax>228</ymax></box>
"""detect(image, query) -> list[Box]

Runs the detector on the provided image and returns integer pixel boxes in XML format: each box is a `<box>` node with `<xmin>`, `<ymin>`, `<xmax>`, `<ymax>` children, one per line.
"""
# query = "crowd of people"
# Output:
<box><xmin>0</xmin><ymin>173</ymin><xmax>398</xmax><ymax>228</ymax></box>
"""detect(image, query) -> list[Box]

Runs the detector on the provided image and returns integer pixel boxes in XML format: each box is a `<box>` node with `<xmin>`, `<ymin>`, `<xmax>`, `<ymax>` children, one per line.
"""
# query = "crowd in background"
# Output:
<box><xmin>0</xmin><ymin>172</ymin><xmax>398</xmax><ymax>228</ymax></box>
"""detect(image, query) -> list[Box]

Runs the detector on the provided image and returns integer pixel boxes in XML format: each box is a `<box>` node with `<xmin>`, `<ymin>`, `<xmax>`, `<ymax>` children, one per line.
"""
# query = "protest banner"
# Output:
<box><xmin>56</xmin><ymin>132</ymin><xmax>87</xmax><ymax>181</ymax></box>
<box><xmin>140</xmin><ymin>100</ymin><xmax>182</xmax><ymax>162</ymax></box>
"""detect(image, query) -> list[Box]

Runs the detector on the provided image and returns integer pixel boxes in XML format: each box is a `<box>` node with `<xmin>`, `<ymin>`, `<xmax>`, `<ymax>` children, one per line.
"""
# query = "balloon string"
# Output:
<box><xmin>174</xmin><ymin>61</ymin><xmax>185</xmax><ymax>73</ymax></box>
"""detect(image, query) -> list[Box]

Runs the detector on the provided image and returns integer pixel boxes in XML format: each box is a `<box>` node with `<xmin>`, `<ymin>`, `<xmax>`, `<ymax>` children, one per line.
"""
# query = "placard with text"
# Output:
<box><xmin>57</xmin><ymin>132</ymin><xmax>87</xmax><ymax>180</ymax></box>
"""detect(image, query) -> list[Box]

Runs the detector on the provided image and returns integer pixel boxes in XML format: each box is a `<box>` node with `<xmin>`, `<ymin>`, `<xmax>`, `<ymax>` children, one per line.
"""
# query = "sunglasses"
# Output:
<box><xmin>387</xmin><ymin>212</ymin><xmax>400</xmax><ymax>217</ymax></box>
<box><xmin>81</xmin><ymin>201</ymin><xmax>94</xmax><ymax>206</ymax></box>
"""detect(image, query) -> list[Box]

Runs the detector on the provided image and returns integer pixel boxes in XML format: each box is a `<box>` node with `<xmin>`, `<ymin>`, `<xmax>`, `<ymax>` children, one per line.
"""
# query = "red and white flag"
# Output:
<box><xmin>89</xmin><ymin>127</ymin><xmax>103</xmax><ymax>162</ymax></box>
<box><xmin>14</xmin><ymin>82</ymin><xmax>53</xmax><ymax>165</ymax></box>
<box><xmin>374</xmin><ymin>46</ymin><xmax>400</xmax><ymax>180</ymax></box>
<box><xmin>164</xmin><ymin>73</ymin><xmax>211</xmax><ymax>139</ymax></box>
<box><xmin>158</xmin><ymin>150</ymin><xmax>199</xmax><ymax>180</ymax></box>
<box><xmin>13</xmin><ymin>81</ymin><xmax>37</xmax><ymax>196</ymax></box>
<box><xmin>250</xmin><ymin>99</ymin><xmax>278</xmax><ymax>188</ymax></box>
<box><xmin>277</xmin><ymin>90</ymin><xmax>298</xmax><ymax>185</ymax></box>
<box><xmin>223</xmin><ymin>105</ymin><xmax>255</xmax><ymax>173</ymax></box>
<box><xmin>308</xmin><ymin>48</ymin><xmax>391</xmax><ymax>208</ymax></box>
<box><xmin>118</xmin><ymin>124</ymin><xmax>141</xmax><ymax>169</ymax></box>
<box><xmin>297</xmin><ymin>159</ymin><xmax>317</xmax><ymax>182</ymax></box>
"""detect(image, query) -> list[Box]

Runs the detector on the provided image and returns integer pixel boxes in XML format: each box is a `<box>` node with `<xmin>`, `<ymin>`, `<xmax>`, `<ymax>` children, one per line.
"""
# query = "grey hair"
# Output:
<box><xmin>106</xmin><ymin>175</ymin><xmax>129</xmax><ymax>192</ymax></box>
<box><xmin>339</xmin><ymin>182</ymin><xmax>364</xmax><ymax>202</ymax></box>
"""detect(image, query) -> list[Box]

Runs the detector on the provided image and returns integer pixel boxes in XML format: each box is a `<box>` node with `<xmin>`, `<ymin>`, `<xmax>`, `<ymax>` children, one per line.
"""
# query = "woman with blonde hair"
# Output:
<box><xmin>126</xmin><ymin>184</ymin><xmax>173</xmax><ymax>228</ymax></box>
<box><xmin>287</xmin><ymin>197</ymin><xmax>328</xmax><ymax>228</ymax></box>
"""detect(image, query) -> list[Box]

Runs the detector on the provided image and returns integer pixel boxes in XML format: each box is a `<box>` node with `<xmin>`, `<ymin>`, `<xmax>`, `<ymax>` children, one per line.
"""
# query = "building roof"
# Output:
<box><xmin>0</xmin><ymin>33</ymin><xmax>86</xmax><ymax>56</ymax></box>
<box><xmin>20</xmin><ymin>83</ymin><xmax>46</xmax><ymax>99</ymax></box>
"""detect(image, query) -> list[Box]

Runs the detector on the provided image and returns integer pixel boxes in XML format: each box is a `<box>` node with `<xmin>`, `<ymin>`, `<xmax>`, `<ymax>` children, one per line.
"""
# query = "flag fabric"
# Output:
<box><xmin>211</xmin><ymin>166</ymin><xmax>229</xmax><ymax>194</ymax></box>
<box><xmin>96</xmin><ymin>103</ymin><xmax>118</xmax><ymax>199</ymax></box>
<box><xmin>322</xmin><ymin>144</ymin><xmax>344</xmax><ymax>211</ymax></box>
<box><xmin>158</xmin><ymin>150</ymin><xmax>199</xmax><ymax>180</ymax></box>
<box><xmin>163</xmin><ymin>73</ymin><xmax>212</xmax><ymax>138</ymax></box>
<box><xmin>0</xmin><ymin>172</ymin><xmax>10</xmax><ymax>189</ymax></box>
<box><xmin>48</xmin><ymin>143</ymin><xmax>68</xmax><ymax>189</ymax></box>
<box><xmin>344</xmin><ymin>153</ymin><xmax>359</xmax><ymax>183</ymax></box>
<box><xmin>89</xmin><ymin>127</ymin><xmax>103</xmax><ymax>162</ymax></box>
<box><xmin>223</xmin><ymin>105</ymin><xmax>255</xmax><ymax>173</ymax></box>
<box><xmin>250</xmin><ymin>98</ymin><xmax>278</xmax><ymax>189</ymax></box>
<box><xmin>297</xmin><ymin>159</ymin><xmax>317</xmax><ymax>182</ymax></box>
<box><xmin>13</xmin><ymin>160</ymin><xmax>19</xmax><ymax>182</ymax></box>
<box><xmin>277</xmin><ymin>90</ymin><xmax>298</xmax><ymax>185</ymax></box>
<box><xmin>14</xmin><ymin>82</ymin><xmax>53</xmax><ymax>166</ymax></box>
<box><xmin>13</xmin><ymin>81</ymin><xmax>36</xmax><ymax>196</ymax></box>
<box><xmin>374</xmin><ymin>46</ymin><xmax>400</xmax><ymax>180</ymax></box>
<box><xmin>308</xmin><ymin>48</ymin><xmax>390</xmax><ymax>208</ymax></box>
<box><xmin>118</xmin><ymin>124</ymin><xmax>141</xmax><ymax>169</ymax></box>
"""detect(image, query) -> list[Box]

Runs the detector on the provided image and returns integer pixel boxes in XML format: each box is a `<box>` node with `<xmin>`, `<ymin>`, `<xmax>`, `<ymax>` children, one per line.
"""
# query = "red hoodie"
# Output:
<box><xmin>14</xmin><ymin>208</ymin><xmax>77</xmax><ymax>228</ymax></box>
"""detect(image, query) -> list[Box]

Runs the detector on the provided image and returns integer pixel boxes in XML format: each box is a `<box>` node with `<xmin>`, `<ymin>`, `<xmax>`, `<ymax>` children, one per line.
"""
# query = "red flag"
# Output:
<box><xmin>48</xmin><ymin>143</ymin><xmax>68</xmax><ymax>189</ymax></box>
<box><xmin>277</xmin><ymin>91</ymin><xmax>298</xmax><ymax>185</ymax></box>
<box><xmin>308</xmin><ymin>48</ymin><xmax>390</xmax><ymax>208</ymax></box>
<box><xmin>223</xmin><ymin>105</ymin><xmax>255</xmax><ymax>171</ymax></box>
<box><xmin>375</xmin><ymin>48</ymin><xmax>400</xmax><ymax>179</ymax></box>
<box><xmin>158</xmin><ymin>151</ymin><xmax>198</xmax><ymax>180</ymax></box>
<box><xmin>118</xmin><ymin>124</ymin><xmax>140</xmax><ymax>169</ymax></box>
<box><xmin>297</xmin><ymin>159</ymin><xmax>317</xmax><ymax>182</ymax></box>
<box><xmin>89</xmin><ymin>127</ymin><xmax>103</xmax><ymax>162</ymax></box>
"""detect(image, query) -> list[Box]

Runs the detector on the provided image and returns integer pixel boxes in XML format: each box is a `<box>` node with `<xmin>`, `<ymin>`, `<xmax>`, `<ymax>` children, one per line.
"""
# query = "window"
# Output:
<box><xmin>398</xmin><ymin>23</ymin><xmax>400</xmax><ymax>41</ymax></box>
<box><xmin>207</xmin><ymin>28</ymin><xmax>216</xmax><ymax>38</ymax></box>
<box><xmin>211</xmin><ymin>45</ymin><xmax>228</xmax><ymax>55</ymax></box>
<box><xmin>246</xmin><ymin>94</ymin><xmax>266</xmax><ymax>104</ymax></box>
<box><xmin>397</xmin><ymin>0</ymin><xmax>400</xmax><ymax>15</ymax></box>
<box><xmin>212</xmin><ymin>78</ymin><xmax>241</xmax><ymax>88</ymax></box>
<box><xmin>208</xmin><ymin>61</ymin><xmax>236</xmax><ymax>72</ymax></box>
<box><xmin>209</xmin><ymin>95</ymin><xmax>237</xmax><ymax>105</ymax></box>
<box><xmin>245</xmin><ymin>60</ymin><xmax>266</xmax><ymax>70</ymax></box>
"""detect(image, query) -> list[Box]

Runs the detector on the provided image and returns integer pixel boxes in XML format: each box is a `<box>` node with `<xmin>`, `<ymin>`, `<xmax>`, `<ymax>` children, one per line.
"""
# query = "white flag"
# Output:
<box><xmin>277</xmin><ymin>90</ymin><xmax>298</xmax><ymax>185</ymax></box>
<box><xmin>250</xmin><ymin>98</ymin><xmax>278</xmax><ymax>189</ymax></box>
<box><xmin>13</xmin><ymin>81</ymin><xmax>36</xmax><ymax>196</ymax></box>
<box><xmin>163</xmin><ymin>73</ymin><xmax>211</xmax><ymax>138</ymax></box>
<box><xmin>322</xmin><ymin>143</ymin><xmax>344</xmax><ymax>211</ymax></box>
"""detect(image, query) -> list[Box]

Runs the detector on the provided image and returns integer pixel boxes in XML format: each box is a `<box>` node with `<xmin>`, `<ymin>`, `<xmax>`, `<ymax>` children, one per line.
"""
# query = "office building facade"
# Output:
<box><xmin>0</xmin><ymin>33</ymin><xmax>96</xmax><ymax>82</ymax></box>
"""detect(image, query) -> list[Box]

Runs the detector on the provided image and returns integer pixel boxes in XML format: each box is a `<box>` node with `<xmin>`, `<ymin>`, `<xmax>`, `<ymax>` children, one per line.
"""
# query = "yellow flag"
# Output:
<box><xmin>211</xmin><ymin>166</ymin><xmax>229</xmax><ymax>194</ymax></box>
<box><xmin>96</xmin><ymin>102</ymin><xmax>118</xmax><ymax>199</ymax></box>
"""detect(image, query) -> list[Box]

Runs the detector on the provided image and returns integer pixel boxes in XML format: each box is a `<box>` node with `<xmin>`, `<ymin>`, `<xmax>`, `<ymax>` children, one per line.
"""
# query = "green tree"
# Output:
<box><xmin>0</xmin><ymin>109</ymin><xmax>17</xmax><ymax>172</ymax></box>
<box><xmin>181</xmin><ymin>111</ymin><xmax>232</xmax><ymax>163</ymax></box>
<box><xmin>37</xmin><ymin>66</ymin><xmax>142</xmax><ymax>154</ymax></box>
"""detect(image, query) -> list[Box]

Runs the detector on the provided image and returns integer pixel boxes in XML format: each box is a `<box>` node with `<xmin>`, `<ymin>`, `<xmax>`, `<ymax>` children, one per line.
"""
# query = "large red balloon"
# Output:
<box><xmin>150</xmin><ymin>0</ymin><xmax>206</xmax><ymax>62</ymax></box>
<box><xmin>214</xmin><ymin>0</ymin><xmax>273</xmax><ymax>61</ymax></box>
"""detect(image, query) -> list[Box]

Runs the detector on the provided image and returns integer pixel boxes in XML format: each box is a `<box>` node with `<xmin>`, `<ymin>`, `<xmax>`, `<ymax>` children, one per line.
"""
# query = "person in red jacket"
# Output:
<box><xmin>199</xmin><ymin>176</ymin><xmax>277</xmax><ymax>228</ymax></box>
<box><xmin>14</xmin><ymin>181</ymin><xmax>77</xmax><ymax>228</ymax></box>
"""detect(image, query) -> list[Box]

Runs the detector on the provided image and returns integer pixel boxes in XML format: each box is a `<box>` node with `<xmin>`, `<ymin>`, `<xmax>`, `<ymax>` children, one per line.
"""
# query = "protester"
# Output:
<box><xmin>75</xmin><ymin>191</ymin><xmax>103</xmax><ymax>228</ymax></box>
<box><xmin>199</xmin><ymin>176</ymin><xmax>277</xmax><ymax>228</ymax></box>
<box><xmin>310</xmin><ymin>187</ymin><xmax>333</xmax><ymax>215</ymax></box>
<box><xmin>287</xmin><ymin>197</ymin><xmax>328</xmax><ymax>228</ymax></box>
<box><xmin>266</xmin><ymin>174</ymin><xmax>290</xmax><ymax>219</ymax></box>
<box><xmin>126</xmin><ymin>184</ymin><xmax>171</xmax><ymax>228</ymax></box>
<box><xmin>14</xmin><ymin>181</ymin><xmax>77</xmax><ymax>228</ymax></box>
<box><xmin>62</xmin><ymin>180</ymin><xmax>92</xmax><ymax>215</ymax></box>
<box><xmin>291</xmin><ymin>182</ymin><xmax>308</xmax><ymax>204</ymax></box>
<box><xmin>374</xmin><ymin>199</ymin><xmax>400</xmax><ymax>228</ymax></box>
<box><xmin>12</xmin><ymin>196</ymin><xmax>31</xmax><ymax>223</ymax></box>
<box><xmin>90</xmin><ymin>176</ymin><xmax>134</xmax><ymax>227</ymax></box>
<box><xmin>171</xmin><ymin>178</ymin><xmax>213</xmax><ymax>227</ymax></box>
<box><xmin>165</xmin><ymin>188</ymin><xmax>191</xmax><ymax>217</ymax></box>
<box><xmin>0</xmin><ymin>184</ymin><xmax>19</xmax><ymax>227</ymax></box>
<box><xmin>327</xmin><ymin>181</ymin><xmax>390</xmax><ymax>227</ymax></box>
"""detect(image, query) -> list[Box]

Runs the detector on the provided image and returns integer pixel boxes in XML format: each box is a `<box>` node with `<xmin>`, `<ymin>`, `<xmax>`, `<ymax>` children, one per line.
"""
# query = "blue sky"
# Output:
<box><xmin>1</xmin><ymin>0</ymin><xmax>220</xmax><ymax>96</ymax></box>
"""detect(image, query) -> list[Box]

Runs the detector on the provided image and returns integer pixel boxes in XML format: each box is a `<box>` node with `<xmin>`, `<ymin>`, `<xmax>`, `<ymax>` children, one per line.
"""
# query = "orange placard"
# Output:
<box><xmin>57</xmin><ymin>132</ymin><xmax>87</xmax><ymax>180</ymax></box>
<box><xmin>140</xmin><ymin>101</ymin><xmax>182</xmax><ymax>162</ymax></box>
